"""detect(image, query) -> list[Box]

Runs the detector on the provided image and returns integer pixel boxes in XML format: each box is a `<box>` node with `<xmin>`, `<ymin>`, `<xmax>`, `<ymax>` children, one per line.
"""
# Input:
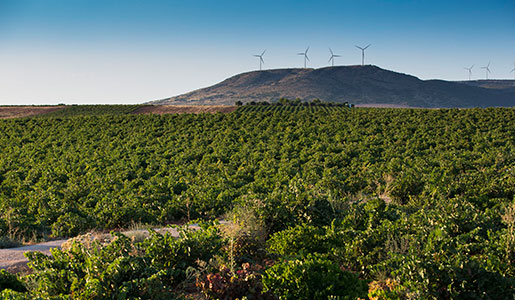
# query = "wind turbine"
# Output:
<box><xmin>253</xmin><ymin>50</ymin><xmax>266</xmax><ymax>71</ymax></box>
<box><xmin>464</xmin><ymin>65</ymin><xmax>474</xmax><ymax>80</ymax></box>
<box><xmin>355</xmin><ymin>44</ymin><xmax>371</xmax><ymax>65</ymax></box>
<box><xmin>328</xmin><ymin>48</ymin><xmax>341</xmax><ymax>67</ymax></box>
<box><xmin>297</xmin><ymin>47</ymin><xmax>310</xmax><ymax>68</ymax></box>
<box><xmin>511</xmin><ymin>63</ymin><xmax>515</xmax><ymax>81</ymax></box>
<box><xmin>481</xmin><ymin>62</ymin><xmax>491</xmax><ymax>80</ymax></box>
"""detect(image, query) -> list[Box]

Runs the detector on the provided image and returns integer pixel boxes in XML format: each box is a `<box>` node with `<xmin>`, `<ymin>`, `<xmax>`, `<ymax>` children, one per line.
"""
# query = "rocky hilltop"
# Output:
<box><xmin>151</xmin><ymin>65</ymin><xmax>515</xmax><ymax>108</ymax></box>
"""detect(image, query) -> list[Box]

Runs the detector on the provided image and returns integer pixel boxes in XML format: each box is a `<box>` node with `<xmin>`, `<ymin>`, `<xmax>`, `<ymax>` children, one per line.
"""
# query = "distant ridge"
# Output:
<box><xmin>151</xmin><ymin>65</ymin><xmax>515</xmax><ymax>108</ymax></box>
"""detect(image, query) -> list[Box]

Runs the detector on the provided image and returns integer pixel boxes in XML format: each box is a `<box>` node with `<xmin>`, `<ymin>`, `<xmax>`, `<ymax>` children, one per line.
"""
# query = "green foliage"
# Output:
<box><xmin>140</xmin><ymin>223</ymin><xmax>224</xmax><ymax>283</ymax></box>
<box><xmin>2</xmin><ymin>108</ymin><xmax>514</xmax><ymax>239</ymax></box>
<box><xmin>51</xmin><ymin>212</ymin><xmax>91</xmax><ymax>237</ymax></box>
<box><xmin>267</xmin><ymin>223</ymin><xmax>330</xmax><ymax>256</ymax></box>
<box><xmin>262</xmin><ymin>254</ymin><xmax>368</xmax><ymax>300</ymax></box>
<box><xmin>0</xmin><ymin>289</ymin><xmax>34</xmax><ymax>300</ymax></box>
<box><xmin>19</xmin><ymin>224</ymin><xmax>222</xmax><ymax>299</ymax></box>
<box><xmin>25</xmin><ymin>234</ymin><xmax>172</xmax><ymax>299</ymax></box>
<box><xmin>0</xmin><ymin>270</ymin><xmax>25</xmax><ymax>293</ymax></box>
<box><xmin>386</xmin><ymin>170</ymin><xmax>424</xmax><ymax>204</ymax></box>
<box><xmin>392</xmin><ymin>251</ymin><xmax>515</xmax><ymax>299</ymax></box>
<box><xmin>241</xmin><ymin>98</ymin><xmax>350</xmax><ymax>108</ymax></box>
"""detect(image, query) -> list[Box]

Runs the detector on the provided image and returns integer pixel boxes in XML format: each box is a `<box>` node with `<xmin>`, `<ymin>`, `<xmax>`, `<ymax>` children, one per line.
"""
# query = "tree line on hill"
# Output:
<box><xmin>235</xmin><ymin>98</ymin><xmax>354</xmax><ymax>107</ymax></box>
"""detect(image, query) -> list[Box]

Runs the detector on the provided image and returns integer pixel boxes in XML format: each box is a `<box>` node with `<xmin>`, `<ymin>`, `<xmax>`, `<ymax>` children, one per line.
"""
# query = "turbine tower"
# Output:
<box><xmin>481</xmin><ymin>62</ymin><xmax>491</xmax><ymax>80</ymax></box>
<box><xmin>355</xmin><ymin>44</ymin><xmax>371</xmax><ymax>65</ymax></box>
<box><xmin>253</xmin><ymin>50</ymin><xmax>266</xmax><ymax>71</ymax></box>
<box><xmin>464</xmin><ymin>65</ymin><xmax>474</xmax><ymax>80</ymax></box>
<box><xmin>328</xmin><ymin>48</ymin><xmax>341</xmax><ymax>67</ymax></box>
<box><xmin>297</xmin><ymin>47</ymin><xmax>310</xmax><ymax>68</ymax></box>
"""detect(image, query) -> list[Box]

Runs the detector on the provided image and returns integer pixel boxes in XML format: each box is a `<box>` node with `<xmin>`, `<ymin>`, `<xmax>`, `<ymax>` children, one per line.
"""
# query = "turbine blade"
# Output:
<box><xmin>471</xmin><ymin>65</ymin><xmax>474</xmax><ymax>69</ymax></box>
<box><xmin>260</xmin><ymin>57</ymin><xmax>264</xmax><ymax>64</ymax></box>
<box><xmin>305</xmin><ymin>55</ymin><xmax>310</xmax><ymax>62</ymax></box>
<box><xmin>334</xmin><ymin>55</ymin><xmax>341</xmax><ymax>57</ymax></box>
<box><xmin>297</xmin><ymin>53</ymin><xmax>304</xmax><ymax>55</ymax></box>
<box><xmin>329</xmin><ymin>48</ymin><xmax>333</xmax><ymax>55</ymax></box>
<box><xmin>305</xmin><ymin>47</ymin><xmax>310</xmax><ymax>53</ymax></box>
<box><xmin>364</xmin><ymin>44</ymin><xmax>371</xmax><ymax>49</ymax></box>
<box><xmin>328</xmin><ymin>57</ymin><xmax>333</xmax><ymax>63</ymax></box>
<box><xmin>355</xmin><ymin>45</ymin><xmax>362</xmax><ymax>49</ymax></box>
<box><xmin>261</xmin><ymin>50</ymin><xmax>266</xmax><ymax>56</ymax></box>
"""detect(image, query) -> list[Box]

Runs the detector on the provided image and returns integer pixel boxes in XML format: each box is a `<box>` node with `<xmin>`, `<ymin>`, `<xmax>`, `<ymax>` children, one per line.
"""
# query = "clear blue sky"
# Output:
<box><xmin>1</xmin><ymin>0</ymin><xmax>514</xmax><ymax>104</ymax></box>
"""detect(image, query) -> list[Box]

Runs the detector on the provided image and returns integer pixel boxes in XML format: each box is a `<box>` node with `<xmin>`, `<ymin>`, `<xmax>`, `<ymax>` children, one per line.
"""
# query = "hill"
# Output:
<box><xmin>459</xmin><ymin>79</ymin><xmax>515</xmax><ymax>90</ymax></box>
<box><xmin>151</xmin><ymin>65</ymin><xmax>515</xmax><ymax>108</ymax></box>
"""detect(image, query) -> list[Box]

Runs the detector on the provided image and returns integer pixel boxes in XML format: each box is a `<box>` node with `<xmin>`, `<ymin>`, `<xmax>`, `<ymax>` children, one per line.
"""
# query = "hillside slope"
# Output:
<box><xmin>151</xmin><ymin>65</ymin><xmax>515</xmax><ymax>108</ymax></box>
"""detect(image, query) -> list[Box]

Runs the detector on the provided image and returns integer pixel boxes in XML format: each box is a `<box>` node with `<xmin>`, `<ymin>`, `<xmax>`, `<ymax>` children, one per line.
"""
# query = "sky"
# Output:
<box><xmin>1</xmin><ymin>0</ymin><xmax>514</xmax><ymax>105</ymax></box>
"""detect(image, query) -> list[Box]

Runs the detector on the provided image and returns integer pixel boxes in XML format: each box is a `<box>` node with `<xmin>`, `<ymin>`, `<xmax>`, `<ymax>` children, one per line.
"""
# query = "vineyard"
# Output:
<box><xmin>236</xmin><ymin>105</ymin><xmax>350</xmax><ymax>113</ymax></box>
<box><xmin>1</xmin><ymin>107</ymin><xmax>514</xmax><ymax>299</ymax></box>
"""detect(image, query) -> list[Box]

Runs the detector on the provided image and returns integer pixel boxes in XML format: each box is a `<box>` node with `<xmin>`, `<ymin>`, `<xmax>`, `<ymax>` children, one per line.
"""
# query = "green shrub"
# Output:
<box><xmin>0</xmin><ymin>289</ymin><xmax>33</xmax><ymax>300</ymax></box>
<box><xmin>140</xmin><ymin>222</ymin><xmax>224</xmax><ymax>284</ymax></box>
<box><xmin>262</xmin><ymin>254</ymin><xmax>368</xmax><ymax>300</ymax></box>
<box><xmin>387</xmin><ymin>172</ymin><xmax>424</xmax><ymax>205</ymax></box>
<box><xmin>393</xmin><ymin>249</ymin><xmax>515</xmax><ymax>299</ymax></box>
<box><xmin>267</xmin><ymin>224</ymin><xmax>330</xmax><ymax>256</ymax></box>
<box><xmin>51</xmin><ymin>212</ymin><xmax>91</xmax><ymax>237</ymax></box>
<box><xmin>0</xmin><ymin>270</ymin><xmax>25</xmax><ymax>293</ymax></box>
<box><xmin>25</xmin><ymin>234</ymin><xmax>173</xmax><ymax>299</ymax></box>
<box><xmin>18</xmin><ymin>223</ymin><xmax>224</xmax><ymax>299</ymax></box>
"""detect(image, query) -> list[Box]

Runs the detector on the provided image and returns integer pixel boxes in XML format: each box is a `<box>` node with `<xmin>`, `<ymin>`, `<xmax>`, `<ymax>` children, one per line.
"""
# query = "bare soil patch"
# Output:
<box><xmin>133</xmin><ymin>105</ymin><xmax>238</xmax><ymax>115</ymax></box>
<box><xmin>0</xmin><ymin>106</ymin><xmax>65</xmax><ymax>119</ymax></box>
<box><xmin>0</xmin><ymin>240</ymin><xmax>66</xmax><ymax>273</ymax></box>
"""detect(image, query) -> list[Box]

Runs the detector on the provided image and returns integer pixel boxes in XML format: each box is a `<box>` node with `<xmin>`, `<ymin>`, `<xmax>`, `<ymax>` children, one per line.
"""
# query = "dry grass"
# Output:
<box><xmin>0</xmin><ymin>106</ymin><xmax>65</xmax><ymax>119</ymax></box>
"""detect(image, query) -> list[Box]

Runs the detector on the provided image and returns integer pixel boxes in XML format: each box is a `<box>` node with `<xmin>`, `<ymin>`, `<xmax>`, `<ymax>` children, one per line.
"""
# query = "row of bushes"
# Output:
<box><xmin>236</xmin><ymin>98</ymin><xmax>353</xmax><ymax>107</ymax></box>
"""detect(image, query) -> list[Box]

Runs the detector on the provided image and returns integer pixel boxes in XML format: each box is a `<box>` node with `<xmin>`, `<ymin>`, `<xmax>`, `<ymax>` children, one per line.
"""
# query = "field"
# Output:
<box><xmin>0</xmin><ymin>106</ymin><xmax>65</xmax><ymax>119</ymax></box>
<box><xmin>37</xmin><ymin>105</ymin><xmax>142</xmax><ymax>117</ymax></box>
<box><xmin>1</xmin><ymin>107</ymin><xmax>514</xmax><ymax>298</ymax></box>
<box><xmin>0</xmin><ymin>105</ymin><xmax>238</xmax><ymax>120</ymax></box>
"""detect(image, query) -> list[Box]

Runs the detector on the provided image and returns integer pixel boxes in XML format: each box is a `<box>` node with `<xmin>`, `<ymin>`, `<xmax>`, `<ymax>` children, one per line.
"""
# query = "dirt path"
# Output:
<box><xmin>0</xmin><ymin>240</ymin><xmax>67</xmax><ymax>271</ymax></box>
<box><xmin>0</xmin><ymin>224</ymin><xmax>209</xmax><ymax>273</ymax></box>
